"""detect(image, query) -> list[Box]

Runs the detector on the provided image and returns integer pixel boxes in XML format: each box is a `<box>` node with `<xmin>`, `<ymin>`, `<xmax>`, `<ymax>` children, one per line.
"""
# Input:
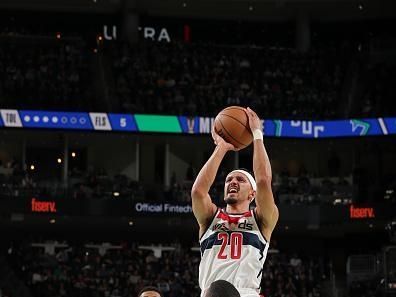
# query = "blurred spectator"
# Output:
<box><xmin>356</xmin><ymin>62</ymin><xmax>396</xmax><ymax>117</ymax></box>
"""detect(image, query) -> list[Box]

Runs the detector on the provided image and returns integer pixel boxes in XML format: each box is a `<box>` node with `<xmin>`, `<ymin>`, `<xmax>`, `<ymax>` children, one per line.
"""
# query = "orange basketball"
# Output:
<box><xmin>214</xmin><ymin>106</ymin><xmax>253</xmax><ymax>150</ymax></box>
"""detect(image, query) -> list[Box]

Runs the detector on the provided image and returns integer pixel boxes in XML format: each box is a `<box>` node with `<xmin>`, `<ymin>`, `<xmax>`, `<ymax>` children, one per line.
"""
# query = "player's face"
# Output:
<box><xmin>140</xmin><ymin>291</ymin><xmax>161</xmax><ymax>297</ymax></box>
<box><xmin>224</xmin><ymin>172</ymin><xmax>253</xmax><ymax>204</ymax></box>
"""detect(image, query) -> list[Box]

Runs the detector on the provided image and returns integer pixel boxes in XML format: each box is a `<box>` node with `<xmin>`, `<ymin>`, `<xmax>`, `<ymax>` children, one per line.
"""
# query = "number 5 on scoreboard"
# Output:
<box><xmin>217</xmin><ymin>232</ymin><xmax>243</xmax><ymax>260</ymax></box>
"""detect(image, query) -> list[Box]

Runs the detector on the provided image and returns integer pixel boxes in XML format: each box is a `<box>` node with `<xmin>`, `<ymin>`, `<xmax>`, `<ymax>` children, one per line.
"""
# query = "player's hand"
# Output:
<box><xmin>246</xmin><ymin>107</ymin><xmax>263</xmax><ymax>133</ymax></box>
<box><xmin>211</xmin><ymin>127</ymin><xmax>239</xmax><ymax>151</ymax></box>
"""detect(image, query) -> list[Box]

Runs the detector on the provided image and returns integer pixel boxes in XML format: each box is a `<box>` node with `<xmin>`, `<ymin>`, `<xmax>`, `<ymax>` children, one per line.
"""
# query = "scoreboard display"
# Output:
<box><xmin>1</xmin><ymin>109</ymin><xmax>396</xmax><ymax>138</ymax></box>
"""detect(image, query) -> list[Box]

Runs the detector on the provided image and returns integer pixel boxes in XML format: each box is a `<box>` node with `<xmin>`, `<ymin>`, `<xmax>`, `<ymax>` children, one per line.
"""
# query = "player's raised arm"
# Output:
<box><xmin>246</xmin><ymin>107</ymin><xmax>279</xmax><ymax>240</ymax></box>
<box><xmin>191</xmin><ymin>129</ymin><xmax>237</xmax><ymax>233</ymax></box>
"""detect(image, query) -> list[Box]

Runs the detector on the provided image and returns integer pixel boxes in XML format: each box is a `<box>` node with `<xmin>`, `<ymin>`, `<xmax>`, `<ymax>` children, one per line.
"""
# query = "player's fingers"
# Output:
<box><xmin>247</xmin><ymin>107</ymin><xmax>257</xmax><ymax>118</ymax></box>
<box><xmin>211</xmin><ymin>126</ymin><xmax>216</xmax><ymax>139</ymax></box>
<box><xmin>245</xmin><ymin>107</ymin><xmax>253</xmax><ymax>118</ymax></box>
<box><xmin>213</xmin><ymin>134</ymin><xmax>218</xmax><ymax>145</ymax></box>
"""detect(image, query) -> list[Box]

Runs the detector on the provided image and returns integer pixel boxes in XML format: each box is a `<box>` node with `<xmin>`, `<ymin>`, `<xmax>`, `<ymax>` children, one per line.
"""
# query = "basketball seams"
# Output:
<box><xmin>219</xmin><ymin>112</ymin><xmax>250</xmax><ymax>129</ymax></box>
<box><xmin>222</xmin><ymin>106</ymin><xmax>246</xmax><ymax>112</ymax></box>
<box><xmin>222</xmin><ymin>106</ymin><xmax>248</xmax><ymax>120</ymax></box>
<box><xmin>217</xmin><ymin>118</ymin><xmax>248</xmax><ymax>147</ymax></box>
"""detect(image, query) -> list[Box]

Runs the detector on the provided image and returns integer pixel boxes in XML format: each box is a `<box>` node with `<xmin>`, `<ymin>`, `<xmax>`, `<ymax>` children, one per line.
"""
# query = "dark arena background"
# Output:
<box><xmin>0</xmin><ymin>0</ymin><xmax>396</xmax><ymax>296</ymax></box>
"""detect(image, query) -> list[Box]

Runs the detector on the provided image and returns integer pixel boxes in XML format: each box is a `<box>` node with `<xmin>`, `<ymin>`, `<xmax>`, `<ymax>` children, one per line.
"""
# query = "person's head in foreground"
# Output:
<box><xmin>204</xmin><ymin>280</ymin><xmax>241</xmax><ymax>297</ymax></box>
<box><xmin>224</xmin><ymin>169</ymin><xmax>256</xmax><ymax>207</ymax></box>
<box><xmin>138</xmin><ymin>286</ymin><xmax>163</xmax><ymax>297</ymax></box>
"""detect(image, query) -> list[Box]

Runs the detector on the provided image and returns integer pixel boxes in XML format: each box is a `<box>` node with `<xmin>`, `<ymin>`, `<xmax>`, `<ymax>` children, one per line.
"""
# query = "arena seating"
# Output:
<box><xmin>0</xmin><ymin>160</ymin><xmax>359</xmax><ymax>205</ymax></box>
<box><xmin>2</xmin><ymin>240</ymin><xmax>328</xmax><ymax>297</ymax></box>
<box><xmin>105</xmin><ymin>41</ymin><xmax>346</xmax><ymax>119</ymax></box>
<box><xmin>0</xmin><ymin>37</ymin><xmax>92</xmax><ymax>111</ymax></box>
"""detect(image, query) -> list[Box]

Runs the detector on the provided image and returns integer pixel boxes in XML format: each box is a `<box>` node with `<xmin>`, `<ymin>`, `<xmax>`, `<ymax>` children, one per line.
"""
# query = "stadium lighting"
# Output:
<box><xmin>57</xmin><ymin>158</ymin><xmax>62</xmax><ymax>164</ymax></box>
<box><xmin>113</xmin><ymin>192</ymin><xmax>120</xmax><ymax>197</ymax></box>
<box><xmin>333</xmin><ymin>198</ymin><xmax>341</xmax><ymax>205</ymax></box>
<box><xmin>358</xmin><ymin>4</ymin><xmax>363</xmax><ymax>10</ymax></box>
<box><xmin>49</xmin><ymin>219</ymin><xmax>56</xmax><ymax>224</ymax></box>
<box><xmin>128</xmin><ymin>221</ymin><xmax>134</xmax><ymax>226</ymax></box>
<box><xmin>30</xmin><ymin>164</ymin><xmax>35</xmax><ymax>170</ymax></box>
<box><xmin>71</xmin><ymin>152</ymin><xmax>76</xmax><ymax>158</ymax></box>
<box><xmin>384</xmin><ymin>189</ymin><xmax>394</xmax><ymax>199</ymax></box>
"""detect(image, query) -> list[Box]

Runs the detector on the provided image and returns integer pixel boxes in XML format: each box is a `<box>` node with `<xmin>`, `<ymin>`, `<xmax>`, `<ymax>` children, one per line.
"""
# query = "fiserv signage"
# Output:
<box><xmin>31</xmin><ymin>198</ymin><xmax>57</xmax><ymax>213</ymax></box>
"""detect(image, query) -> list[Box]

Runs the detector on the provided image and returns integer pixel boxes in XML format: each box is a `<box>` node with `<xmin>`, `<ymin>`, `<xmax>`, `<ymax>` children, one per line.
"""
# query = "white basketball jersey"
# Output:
<box><xmin>199</xmin><ymin>208</ymin><xmax>269</xmax><ymax>297</ymax></box>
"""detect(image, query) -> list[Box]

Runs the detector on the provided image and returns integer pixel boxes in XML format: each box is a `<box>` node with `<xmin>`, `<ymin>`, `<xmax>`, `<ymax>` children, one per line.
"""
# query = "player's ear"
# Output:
<box><xmin>249</xmin><ymin>190</ymin><xmax>256</xmax><ymax>202</ymax></box>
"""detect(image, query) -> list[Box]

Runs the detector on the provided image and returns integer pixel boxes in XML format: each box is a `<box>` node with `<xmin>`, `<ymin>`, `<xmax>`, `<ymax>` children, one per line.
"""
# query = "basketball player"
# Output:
<box><xmin>191</xmin><ymin>107</ymin><xmax>279</xmax><ymax>297</ymax></box>
<box><xmin>137</xmin><ymin>286</ymin><xmax>163</xmax><ymax>297</ymax></box>
<box><xmin>204</xmin><ymin>280</ymin><xmax>241</xmax><ymax>297</ymax></box>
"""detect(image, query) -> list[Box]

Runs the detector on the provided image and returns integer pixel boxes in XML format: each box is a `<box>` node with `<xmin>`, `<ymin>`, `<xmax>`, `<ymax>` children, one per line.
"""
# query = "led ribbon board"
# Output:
<box><xmin>1</xmin><ymin>109</ymin><xmax>396</xmax><ymax>138</ymax></box>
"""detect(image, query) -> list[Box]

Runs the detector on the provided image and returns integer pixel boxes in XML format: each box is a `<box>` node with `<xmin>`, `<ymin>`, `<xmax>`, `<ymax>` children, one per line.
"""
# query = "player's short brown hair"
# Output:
<box><xmin>204</xmin><ymin>280</ymin><xmax>240</xmax><ymax>297</ymax></box>
<box><xmin>138</xmin><ymin>286</ymin><xmax>163</xmax><ymax>297</ymax></box>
